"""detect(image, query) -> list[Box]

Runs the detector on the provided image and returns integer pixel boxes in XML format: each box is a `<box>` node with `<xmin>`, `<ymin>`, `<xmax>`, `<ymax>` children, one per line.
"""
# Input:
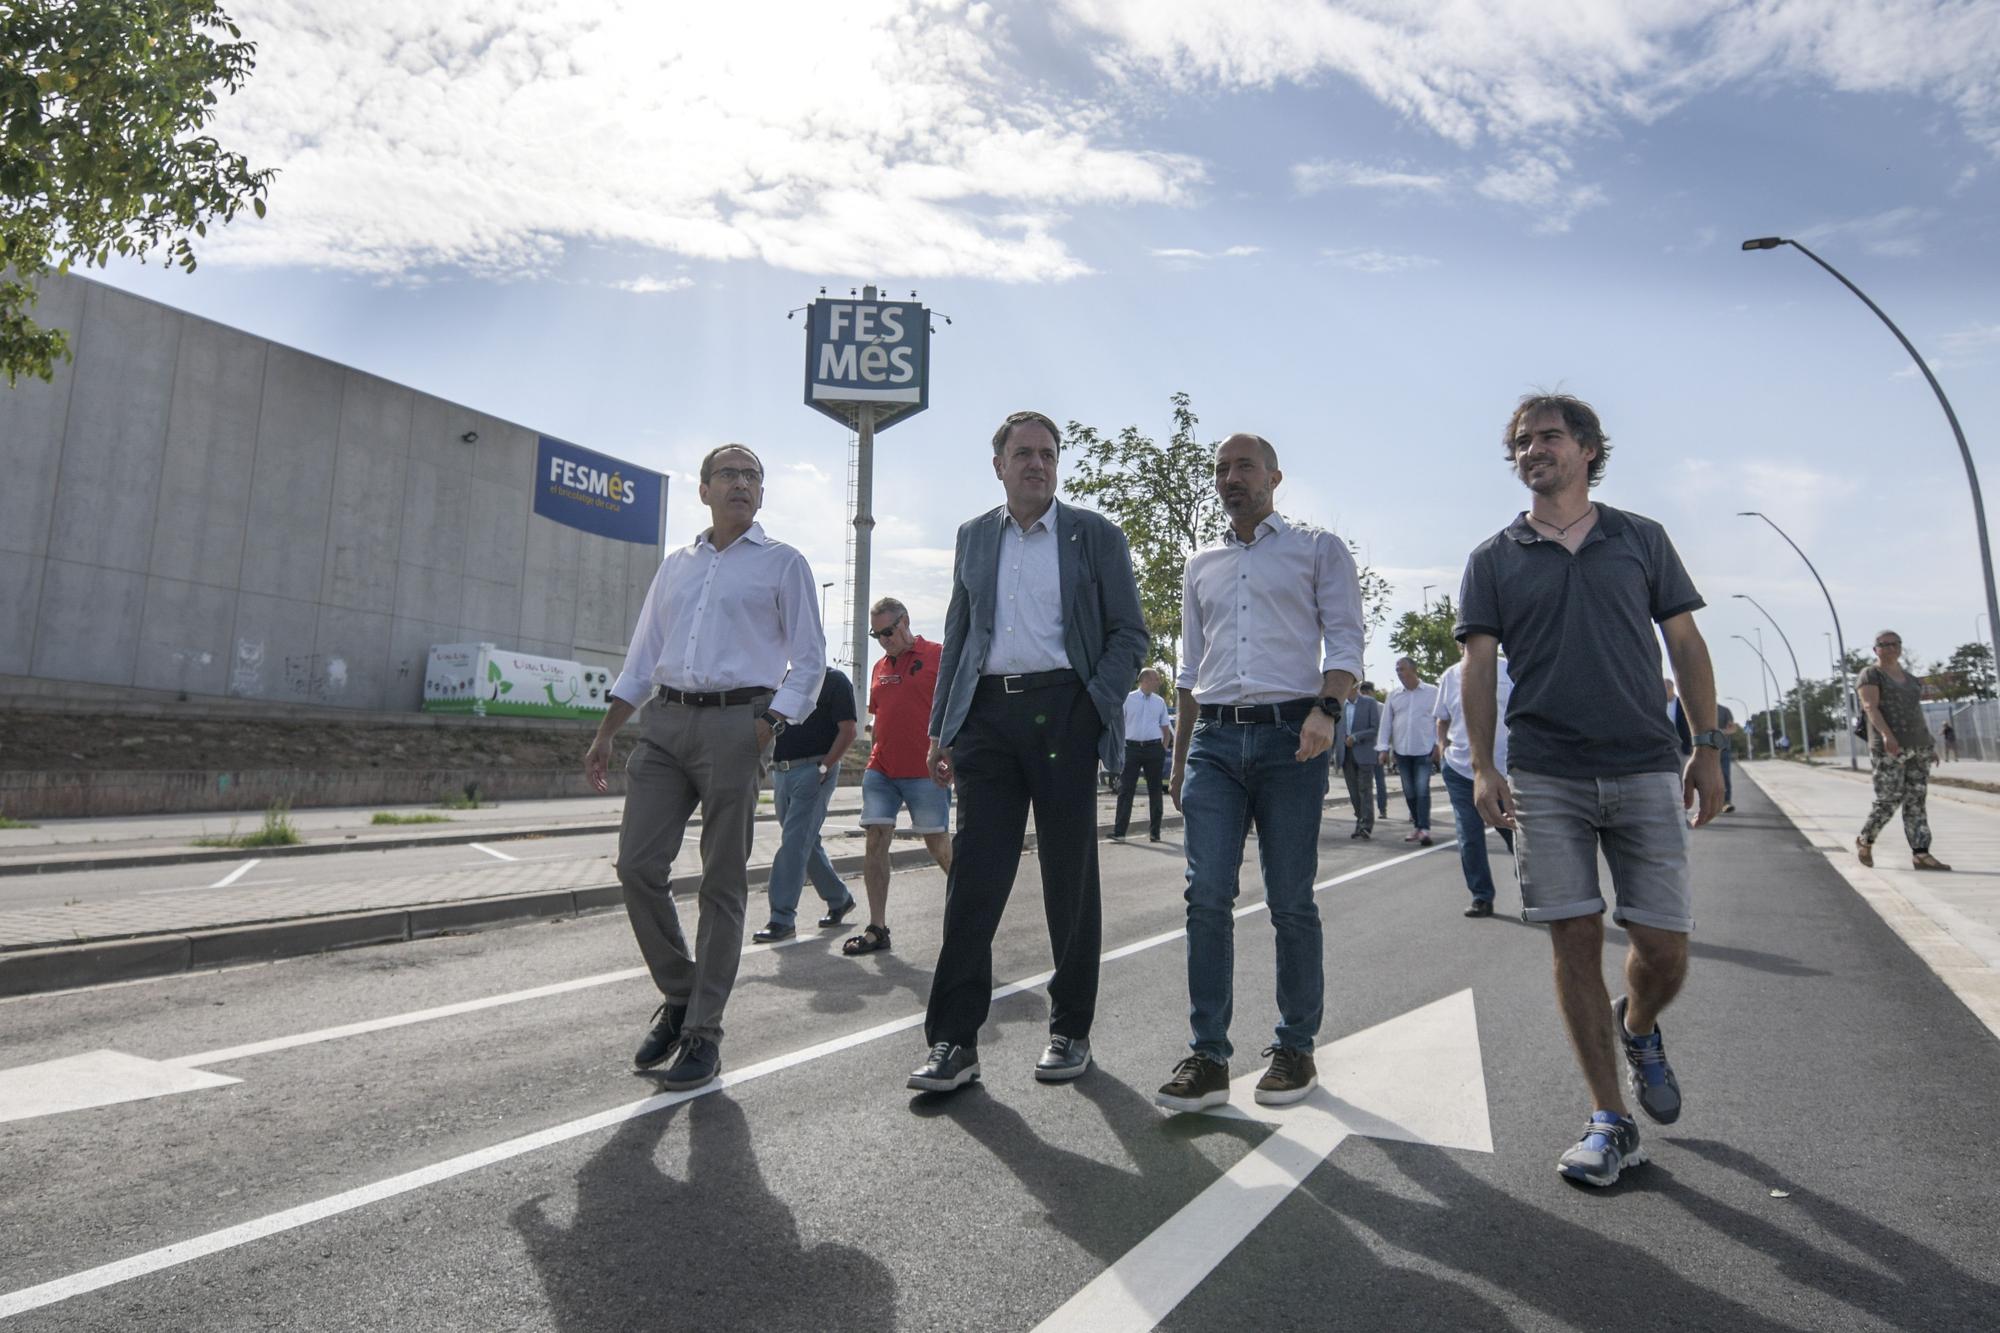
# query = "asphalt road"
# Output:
<box><xmin>3</xmin><ymin>779</ymin><xmax>1995</xmax><ymax>1331</ymax></box>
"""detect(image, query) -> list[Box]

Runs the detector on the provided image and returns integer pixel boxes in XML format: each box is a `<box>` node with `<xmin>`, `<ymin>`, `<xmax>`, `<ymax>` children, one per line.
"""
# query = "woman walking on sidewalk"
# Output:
<box><xmin>1856</xmin><ymin>630</ymin><xmax>1949</xmax><ymax>871</ymax></box>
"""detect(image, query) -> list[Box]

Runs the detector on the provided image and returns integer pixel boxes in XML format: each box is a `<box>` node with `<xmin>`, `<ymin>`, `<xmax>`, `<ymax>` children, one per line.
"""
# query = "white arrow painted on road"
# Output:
<box><xmin>1035</xmin><ymin>989</ymin><xmax>1491</xmax><ymax>1333</ymax></box>
<box><xmin>0</xmin><ymin>1050</ymin><xmax>240</xmax><ymax>1125</ymax></box>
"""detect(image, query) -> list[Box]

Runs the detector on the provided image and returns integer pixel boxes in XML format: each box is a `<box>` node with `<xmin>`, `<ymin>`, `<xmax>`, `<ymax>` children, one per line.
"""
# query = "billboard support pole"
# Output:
<box><xmin>851</xmin><ymin>400</ymin><xmax>876</xmax><ymax>717</ymax></box>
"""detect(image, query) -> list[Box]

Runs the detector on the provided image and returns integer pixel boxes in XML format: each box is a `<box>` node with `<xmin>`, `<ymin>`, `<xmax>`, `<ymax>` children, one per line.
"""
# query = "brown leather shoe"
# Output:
<box><xmin>1855</xmin><ymin>838</ymin><xmax>1873</xmax><ymax>867</ymax></box>
<box><xmin>1913</xmin><ymin>851</ymin><xmax>1951</xmax><ymax>871</ymax></box>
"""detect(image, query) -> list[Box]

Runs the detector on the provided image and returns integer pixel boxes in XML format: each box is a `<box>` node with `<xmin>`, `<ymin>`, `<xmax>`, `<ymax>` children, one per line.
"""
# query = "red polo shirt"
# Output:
<box><xmin>869</xmin><ymin>636</ymin><xmax>942</xmax><ymax>779</ymax></box>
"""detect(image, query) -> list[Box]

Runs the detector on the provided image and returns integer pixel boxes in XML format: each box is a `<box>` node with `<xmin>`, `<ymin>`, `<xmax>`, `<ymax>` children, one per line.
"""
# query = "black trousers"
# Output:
<box><xmin>925</xmin><ymin>679</ymin><xmax>1102</xmax><ymax>1048</ymax></box>
<box><xmin>1342</xmin><ymin>755</ymin><xmax>1375</xmax><ymax>832</ymax></box>
<box><xmin>1114</xmin><ymin>740</ymin><xmax>1166</xmax><ymax>837</ymax></box>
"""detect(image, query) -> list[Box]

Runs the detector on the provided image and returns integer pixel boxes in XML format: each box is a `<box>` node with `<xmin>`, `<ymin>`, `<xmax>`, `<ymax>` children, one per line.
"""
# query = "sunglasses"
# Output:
<box><xmin>1876</xmin><ymin>639</ymin><xmax>1902</xmax><ymax>649</ymax></box>
<box><xmin>869</xmin><ymin>617</ymin><xmax>906</xmax><ymax>640</ymax></box>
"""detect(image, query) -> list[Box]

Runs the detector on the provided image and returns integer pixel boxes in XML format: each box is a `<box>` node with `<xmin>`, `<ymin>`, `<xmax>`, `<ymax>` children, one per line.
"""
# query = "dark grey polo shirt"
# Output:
<box><xmin>1455</xmin><ymin>504</ymin><xmax>1704</xmax><ymax>779</ymax></box>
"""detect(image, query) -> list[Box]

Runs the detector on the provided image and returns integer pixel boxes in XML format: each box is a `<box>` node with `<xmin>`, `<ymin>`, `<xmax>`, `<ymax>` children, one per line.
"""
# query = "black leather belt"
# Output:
<box><xmin>1198</xmin><ymin>698</ymin><xmax>1318</xmax><ymax>724</ymax></box>
<box><xmin>975</xmin><ymin>668</ymin><xmax>1079</xmax><ymax>695</ymax></box>
<box><xmin>1126</xmin><ymin>738</ymin><xmax>1165</xmax><ymax>746</ymax></box>
<box><xmin>659</xmin><ymin>685</ymin><xmax>770</xmax><ymax>707</ymax></box>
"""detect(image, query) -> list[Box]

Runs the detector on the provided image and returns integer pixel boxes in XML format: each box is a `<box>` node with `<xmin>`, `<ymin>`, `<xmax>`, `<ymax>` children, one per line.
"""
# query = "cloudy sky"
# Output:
<box><xmin>84</xmin><ymin>0</ymin><xmax>2000</xmax><ymax>725</ymax></box>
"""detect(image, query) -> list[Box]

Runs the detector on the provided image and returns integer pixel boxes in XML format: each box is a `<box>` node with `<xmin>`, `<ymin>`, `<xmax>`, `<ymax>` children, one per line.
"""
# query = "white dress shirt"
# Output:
<box><xmin>611</xmin><ymin>522</ymin><xmax>826</xmax><ymax>721</ymax></box>
<box><xmin>982</xmin><ymin>498</ymin><xmax>1069</xmax><ymax>675</ymax></box>
<box><xmin>1434</xmin><ymin>659</ymin><xmax>1512</xmax><ymax>779</ymax></box>
<box><xmin>1378</xmin><ymin>680</ymin><xmax>1441</xmax><ymax>757</ymax></box>
<box><xmin>1122</xmin><ymin>688</ymin><xmax>1170</xmax><ymax>742</ymax></box>
<box><xmin>1175</xmin><ymin>512</ymin><xmax>1365</xmax><ymax>704</ymax></box>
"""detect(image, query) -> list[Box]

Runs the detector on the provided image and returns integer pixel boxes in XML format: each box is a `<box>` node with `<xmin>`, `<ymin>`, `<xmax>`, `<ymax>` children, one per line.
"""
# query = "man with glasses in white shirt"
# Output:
<box><xmin>585</xmin><ymin>444</ymin><xmax>824</xmax><ymax>1093</ymax></box>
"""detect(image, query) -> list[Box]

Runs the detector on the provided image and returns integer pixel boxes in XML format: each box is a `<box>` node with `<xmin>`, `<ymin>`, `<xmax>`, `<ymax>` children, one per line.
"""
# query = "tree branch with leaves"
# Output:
<box><xmin>1</xmin><ymin>0</ymin><xmax>274</xmax><ymax>384</ymax></box>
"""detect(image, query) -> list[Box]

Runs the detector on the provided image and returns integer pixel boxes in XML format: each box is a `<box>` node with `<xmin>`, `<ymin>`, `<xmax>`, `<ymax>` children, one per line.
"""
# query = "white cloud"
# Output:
<box><xmin>1795</xmin><ymin>206</ymin><xmax>1935</xmax><ymax>257</ymax></box>
<box><xmin>1291</xmin><ymin>159</ymin><xmax>1449</xmax><ymax>195</ymax></box>
<box><xmin>1148</xmin><ymin>243</ymin><xmax>1262</xmax><ymax>263</ymax></box>
<box><xmin>205</xmin><ymin>0</ymin><xmax>1204</xmax><ymax>283</ymax></box>
<box><xmin>611</xmin><ymin>274</ymin><xmax>693</xmax><ymax>295</ymax></box>
<box><xmin>1060</xmin><ymin>1</ymin><xmax>2000</xmax><ymax>154</ymax></box>
<box><xmin>1474</xmin><ymin>150</ymin><xmax>1608</xmax><ymax>233</ymax></box>
<box><xmin>1320</xmin><ymin>247</ymin><xmax>1439</xmax><ymax>273</ymax></box>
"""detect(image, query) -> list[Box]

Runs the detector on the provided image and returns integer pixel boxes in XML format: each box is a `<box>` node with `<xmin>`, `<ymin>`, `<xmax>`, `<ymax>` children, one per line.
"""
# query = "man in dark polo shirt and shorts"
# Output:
<box><xmin>850</xmin><ymin>596</ymin><xmax>952</xmax><ymax>957</ymax></box>
<box><xmin>1457</xmin><ymin>392</ymin><xmax>1724</xmax><ymax>1188</ymax></box>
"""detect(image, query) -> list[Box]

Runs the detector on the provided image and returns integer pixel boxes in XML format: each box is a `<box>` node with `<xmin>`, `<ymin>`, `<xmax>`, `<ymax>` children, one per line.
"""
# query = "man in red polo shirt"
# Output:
<box><xmin>846</xmin><ymin>596</ymin><xmax>954</xmax><ymax>956</ymax></box>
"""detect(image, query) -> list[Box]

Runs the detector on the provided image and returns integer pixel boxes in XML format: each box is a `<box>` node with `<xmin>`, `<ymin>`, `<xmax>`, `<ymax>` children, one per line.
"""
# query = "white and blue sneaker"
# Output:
<box><xmin>1613</xmin><ymin>995</ymin><xmax>1682</xmax><ymax>1124</ymax></box>
<box><xmin>1558</xmin><ymin>1111</ymin><xmax>1648</xmax><ymax>1187</ymax></box>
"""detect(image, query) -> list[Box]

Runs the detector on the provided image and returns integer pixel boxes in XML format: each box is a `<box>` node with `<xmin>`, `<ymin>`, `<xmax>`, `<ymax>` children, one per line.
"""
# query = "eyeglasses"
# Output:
<box><xmin>1876</xmin><ymin>639</ymin><xmax>1902</xmax><ymax>649</ymax></box>
<box><xmin>869</xmin><ymin>617</ymin><xmax>906</xmax><ymax>640</ymax></box>
<box><xmin>709</xmin><ymin>467</ymin><xmax>762</xmax><ymax>485</ymax></box>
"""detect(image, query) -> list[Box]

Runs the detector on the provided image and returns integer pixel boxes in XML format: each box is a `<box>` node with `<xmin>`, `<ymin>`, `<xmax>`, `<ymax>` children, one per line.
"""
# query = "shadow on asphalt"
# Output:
<box><xmin>908</xmin><ymin>1070</ymin><xmax>1266</xmax><ymax>1268</ymax></box>
<box><xmin>511</xmin><ymin>1094</ymin><xmax>896</xmax><ymax>1331</ymax></box>
<box><xmin>736</xmin><ymin>929</ymin><xmax>938</xmax><ymax>1014</ymax></box>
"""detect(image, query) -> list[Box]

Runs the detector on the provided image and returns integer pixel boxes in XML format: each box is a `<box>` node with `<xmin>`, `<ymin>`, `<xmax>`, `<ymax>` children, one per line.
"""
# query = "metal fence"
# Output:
<box><xmin>1926</xmin><ymin>698</ymin><xmax>2000</xmax><ymax>762</ymax></box>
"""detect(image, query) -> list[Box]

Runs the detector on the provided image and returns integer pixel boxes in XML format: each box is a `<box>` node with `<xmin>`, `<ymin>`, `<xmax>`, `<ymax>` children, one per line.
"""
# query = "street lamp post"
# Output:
<box><xmin>1738</xmin><ymin>511</ymin><xmax>1857</xmax><ymax>769</ymax></box>
<box><xmin>1735</xmin><ymin>594</ymin><xmax>1814</xmax><ymax>760</ymax></box>
<box><xmin>1733</xmin><ymin>633</ymin><xmax>1785</xmax><ymax>758</ymax></box>
<box><xmin>1741</xmin><ymin>236</ymin><xmax>2000</xmax><ymax>698</ymax></box>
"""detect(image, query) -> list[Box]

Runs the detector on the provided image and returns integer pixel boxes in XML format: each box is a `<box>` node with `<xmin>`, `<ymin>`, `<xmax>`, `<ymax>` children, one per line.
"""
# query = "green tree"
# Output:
<box><xmin>1</xmin><ymin>0</ymin><xmax>274</xmax><ymax>384</ymax></box>
<box><xmin>1387</xmin><ymin>595</ymin><xmax>1462</xmax><ymax>681</ymax></box>
<box><xmin>1939</xmin><ymin>641</ymin><xmax>1996</xmax><ymax>701</ymax></box>
<box><xmin>1066</xmin><ymin>392</ymin><xmax>1392</xmax><ymax>670</ymax></box>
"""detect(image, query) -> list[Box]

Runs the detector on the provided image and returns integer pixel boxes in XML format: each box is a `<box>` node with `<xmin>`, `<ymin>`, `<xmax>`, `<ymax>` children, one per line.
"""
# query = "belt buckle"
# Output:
<box><xmin>1003</xmin><ymin>674</ymin><xmax>1025</xmax><ymax>695</ymax></box>
<box><xmin>1232</xmin><ymin>705</ymin><xmax>1259</xmax><ymax>725</ymax></box>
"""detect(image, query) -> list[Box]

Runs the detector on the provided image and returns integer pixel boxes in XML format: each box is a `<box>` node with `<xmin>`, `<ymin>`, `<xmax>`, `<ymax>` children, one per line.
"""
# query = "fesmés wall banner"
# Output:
<box><xmin>532</xmin><ymin>435</ymin><xmax>665</xmax><ymax>544</ymax></box>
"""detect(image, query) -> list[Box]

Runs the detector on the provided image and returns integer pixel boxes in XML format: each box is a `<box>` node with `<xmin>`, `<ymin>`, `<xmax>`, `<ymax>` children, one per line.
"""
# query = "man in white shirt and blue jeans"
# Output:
<box><xmin>1376</xmin><ymin>657</ymin><xmax>1441</xmax><ymax>844</ymax></box>
<box><xmin>1155</xmin><ymin>432</ymin><xmax>1363</xmax><ymax>1114</ymax></box>
<box><xmin>585</xmin><ymin>444</ymin><xmax>824</xmax><ymax>1093</ymax></box>
<box><xmin>1433</xmin><ymin>656</ymin><xmax>1514</xmax><ymax>917</ymax></box>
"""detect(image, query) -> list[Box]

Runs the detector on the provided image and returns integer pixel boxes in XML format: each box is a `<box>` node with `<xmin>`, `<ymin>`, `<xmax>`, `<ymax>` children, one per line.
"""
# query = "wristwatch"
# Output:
<box><xmin>759</xmin><ymin>710</ymin><xmax>788</xmax><ymax>739</ymax></box>
<box><xmin>1690</xmin><ymin>729</ymin><xmax>1725</xmax><ymax>750</ymax></box>
<box><xmin>1316</xmin><ymin>697</ymin><xmax>1342</xmax><ymax>719</ymax></box>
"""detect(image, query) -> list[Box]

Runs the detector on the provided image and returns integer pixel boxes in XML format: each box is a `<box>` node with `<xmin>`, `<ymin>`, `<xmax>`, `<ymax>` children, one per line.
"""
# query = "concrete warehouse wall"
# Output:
<box><xmin>0</xmin><ymin>273</ymin><xmax>663</xmax><ymax>711</ymax></box>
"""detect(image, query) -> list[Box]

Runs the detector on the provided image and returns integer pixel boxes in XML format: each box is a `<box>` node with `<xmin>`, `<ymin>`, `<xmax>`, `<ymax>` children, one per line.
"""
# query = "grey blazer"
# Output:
<box><xmin>928</xmin><ymin>501</ymin><xmax>1148</xmax><ymax>773</ymax></box>
<box><xmin>1339</xmin><ymin>694</ymin><xmax>1383</xmax><ymax>767</ymax></box>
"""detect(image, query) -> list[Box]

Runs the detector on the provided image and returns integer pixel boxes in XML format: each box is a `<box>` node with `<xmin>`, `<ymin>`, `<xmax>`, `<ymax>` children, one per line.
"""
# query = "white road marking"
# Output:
<box><xmin>0</xmin><ymin>1051</ymin><xmax>240</xmax><ymax>1125</ymax></box>
<box><xmin>1035</xmin><ymin>989</ymin><xmax>1491</xmax><ymax>1332</ymax></box>
<box><xmin>0</xmin><ymin>845</ymin><xmax>1441</xmax><ymax>1318</ymax></box>
<box><xmin>467</xmin><ymin>843</ymin><xmax>518</xmax><ymax>862</ymax></box>
<box><xmin>208</xmin><ymin>860</ymin><xmax>261</xmax><ymax>889</ymax></box>
<box><xmin>139</xmin><ymin>878</ymin><xmax>294</xmax><ymax>898</ymax></box>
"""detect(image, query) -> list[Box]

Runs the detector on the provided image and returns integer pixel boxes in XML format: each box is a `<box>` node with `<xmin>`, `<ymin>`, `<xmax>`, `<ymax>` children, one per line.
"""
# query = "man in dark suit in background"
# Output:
<box><xmin>907</xmin><ymin>409</ymin><xmax>1148</xmax><ymax>1092</ymax></box>
<box><xmin>1340</xmin><ymin>681</ymin><xmax>1384</xmax><ymax>838</ymax></box>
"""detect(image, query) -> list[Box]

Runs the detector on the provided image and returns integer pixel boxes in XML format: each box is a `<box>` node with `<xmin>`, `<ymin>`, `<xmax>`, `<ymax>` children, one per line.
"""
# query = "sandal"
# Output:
<box><xmin>842</xmin><ymin>924</ymin><xmax>891</xmax><ymax>956</ymax></box>
<box><xmin>1855</xmin><ymin>838</ymin><xmax>1873</xmax><ymax>868</ymax></box>
<box><xmin>1913</xmin><ymin>851</ymin><xmax>1952</xmax><ymax>871</ymax></box>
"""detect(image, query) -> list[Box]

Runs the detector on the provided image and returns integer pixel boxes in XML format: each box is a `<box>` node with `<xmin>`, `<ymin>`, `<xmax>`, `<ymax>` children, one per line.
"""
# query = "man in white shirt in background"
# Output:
<box><xmin>585</xmin><ymin>444</ymin><xmax>825</xmax><ymax>1093</ymax></box>
<box><xmin>1113</xmin><ymin>666</ymin><xmax>1174</xmax><ymax>841</ymax></box>
<box><xmin>1377</xmin><ymin>656</ymin><xmax>1442</xmax><ymax>844</ymax></box>
<box><xmin>1434</xmin><ymin>654</ymin><xmax>1515</xmax><ymax>917</ymax></box>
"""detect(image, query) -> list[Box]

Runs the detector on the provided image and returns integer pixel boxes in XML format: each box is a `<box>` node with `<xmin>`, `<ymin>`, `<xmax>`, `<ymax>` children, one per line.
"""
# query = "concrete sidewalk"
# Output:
<box><xmin>1745</xmin><ymin>757</ymin><xmax>2000</xmax><ymax>1040</ymax></box>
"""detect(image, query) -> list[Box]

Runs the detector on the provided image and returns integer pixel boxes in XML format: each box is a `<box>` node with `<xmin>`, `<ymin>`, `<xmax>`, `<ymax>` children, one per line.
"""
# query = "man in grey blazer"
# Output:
<box><xmin>1340</xmin><ymin>682</ymin><xmax>1384</xmax><ymax>838</ymax></box>
<box><xmin>907</xmin><ymin>409</ymin><xmax>1148</xmax><ymax>1092</ymax></box>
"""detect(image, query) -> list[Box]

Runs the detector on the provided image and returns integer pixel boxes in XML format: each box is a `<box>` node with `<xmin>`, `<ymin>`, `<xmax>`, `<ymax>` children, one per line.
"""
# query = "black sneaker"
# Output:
<box><xmin>1254</xmin><ymin>1045</ymin><xmax>1318</xmax><ymax>1106</ymax></box>
<box><xmin>1154</xmin><ymin>1054</ymin><xmax>1230</xmax><ymax>1113</ymax></box>
<box><xmin>660</xmin><ymin>1035</ymin><xmax>721</xmax><ymax>1092</ymax></box>
<box><xmin>1035</xmin><ymin>1035</ymin><xmax>1092</xmax><ymax>1082</ymax></box>
<box><xmin>1613</xmin><ymin>996</ymin><xmax>1682</xmax><ymax>1124</ymax></box>
<box><xmin>907</xmin><ymin>1042</ymin><xmax>980</xmax><ymax>1092</ymax></box>
<box><xmin>1558</xmin><ymin>1111</ymin><xmax>1648</xmax><ymax>1186</ymax></box>
<box><xmin>1464</xmin><ymin>899</ymin><xmax>1494</xmax><ymax>918</ymax></box>
<box><xmin>632</xmin><ymin>1000</ymin><xmax>687</xmax><ymax>1070</ymax></box>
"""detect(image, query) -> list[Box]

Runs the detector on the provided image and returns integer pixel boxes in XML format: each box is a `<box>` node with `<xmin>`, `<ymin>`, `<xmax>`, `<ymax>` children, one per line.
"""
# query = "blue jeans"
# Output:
<box><xmin>1395</xmin><ymin>753</ymin><xmax>1434</xmax><ymax>830</ymax></box>
<box><xmin>1182</xmin><ymin>717</ymin><xmax>1331</xmax><ymax>1061</ymax></box>
<box><xmin>1373</xmin><ymin>762</ymin><xmax>1388</xmax><ymax>815</ymax></box>
<box><xmin>1441</xmin><ymin>763</ymin><xmax>1513</xmax><ymax>903</ymax></box>
<box><xmin>1719</xmin><ymin>743</ymin><xmax>1733</xmax><ymax>804</ymax></box>
<box><xmin>765</xmin><ymin>763</ymin><xmax>849</xmax><ymax>928</ymax></box>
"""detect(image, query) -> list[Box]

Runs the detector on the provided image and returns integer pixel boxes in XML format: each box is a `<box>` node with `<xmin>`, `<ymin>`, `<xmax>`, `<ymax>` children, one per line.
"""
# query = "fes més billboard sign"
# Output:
<box><xmin>803</xmin><ymin>298</ymin><xmax>929</xmax><ymax>432</ymax></box>
<box><xmin>532</xmin><ymin>435</ymin><xmax>666</xmax><ymax>544</ymax></box>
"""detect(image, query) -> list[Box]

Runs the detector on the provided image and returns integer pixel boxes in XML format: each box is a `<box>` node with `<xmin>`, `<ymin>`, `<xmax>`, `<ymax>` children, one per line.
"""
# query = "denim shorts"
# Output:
<box><xmin>860</xmin><ymin>768</ymin><xmax>951</xmax><ymax>834</ymax></box>
<box><xmin>1510</xmin><ymin>768</ymin><xmax>1693</xmax><ymax>934</ymax></box>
